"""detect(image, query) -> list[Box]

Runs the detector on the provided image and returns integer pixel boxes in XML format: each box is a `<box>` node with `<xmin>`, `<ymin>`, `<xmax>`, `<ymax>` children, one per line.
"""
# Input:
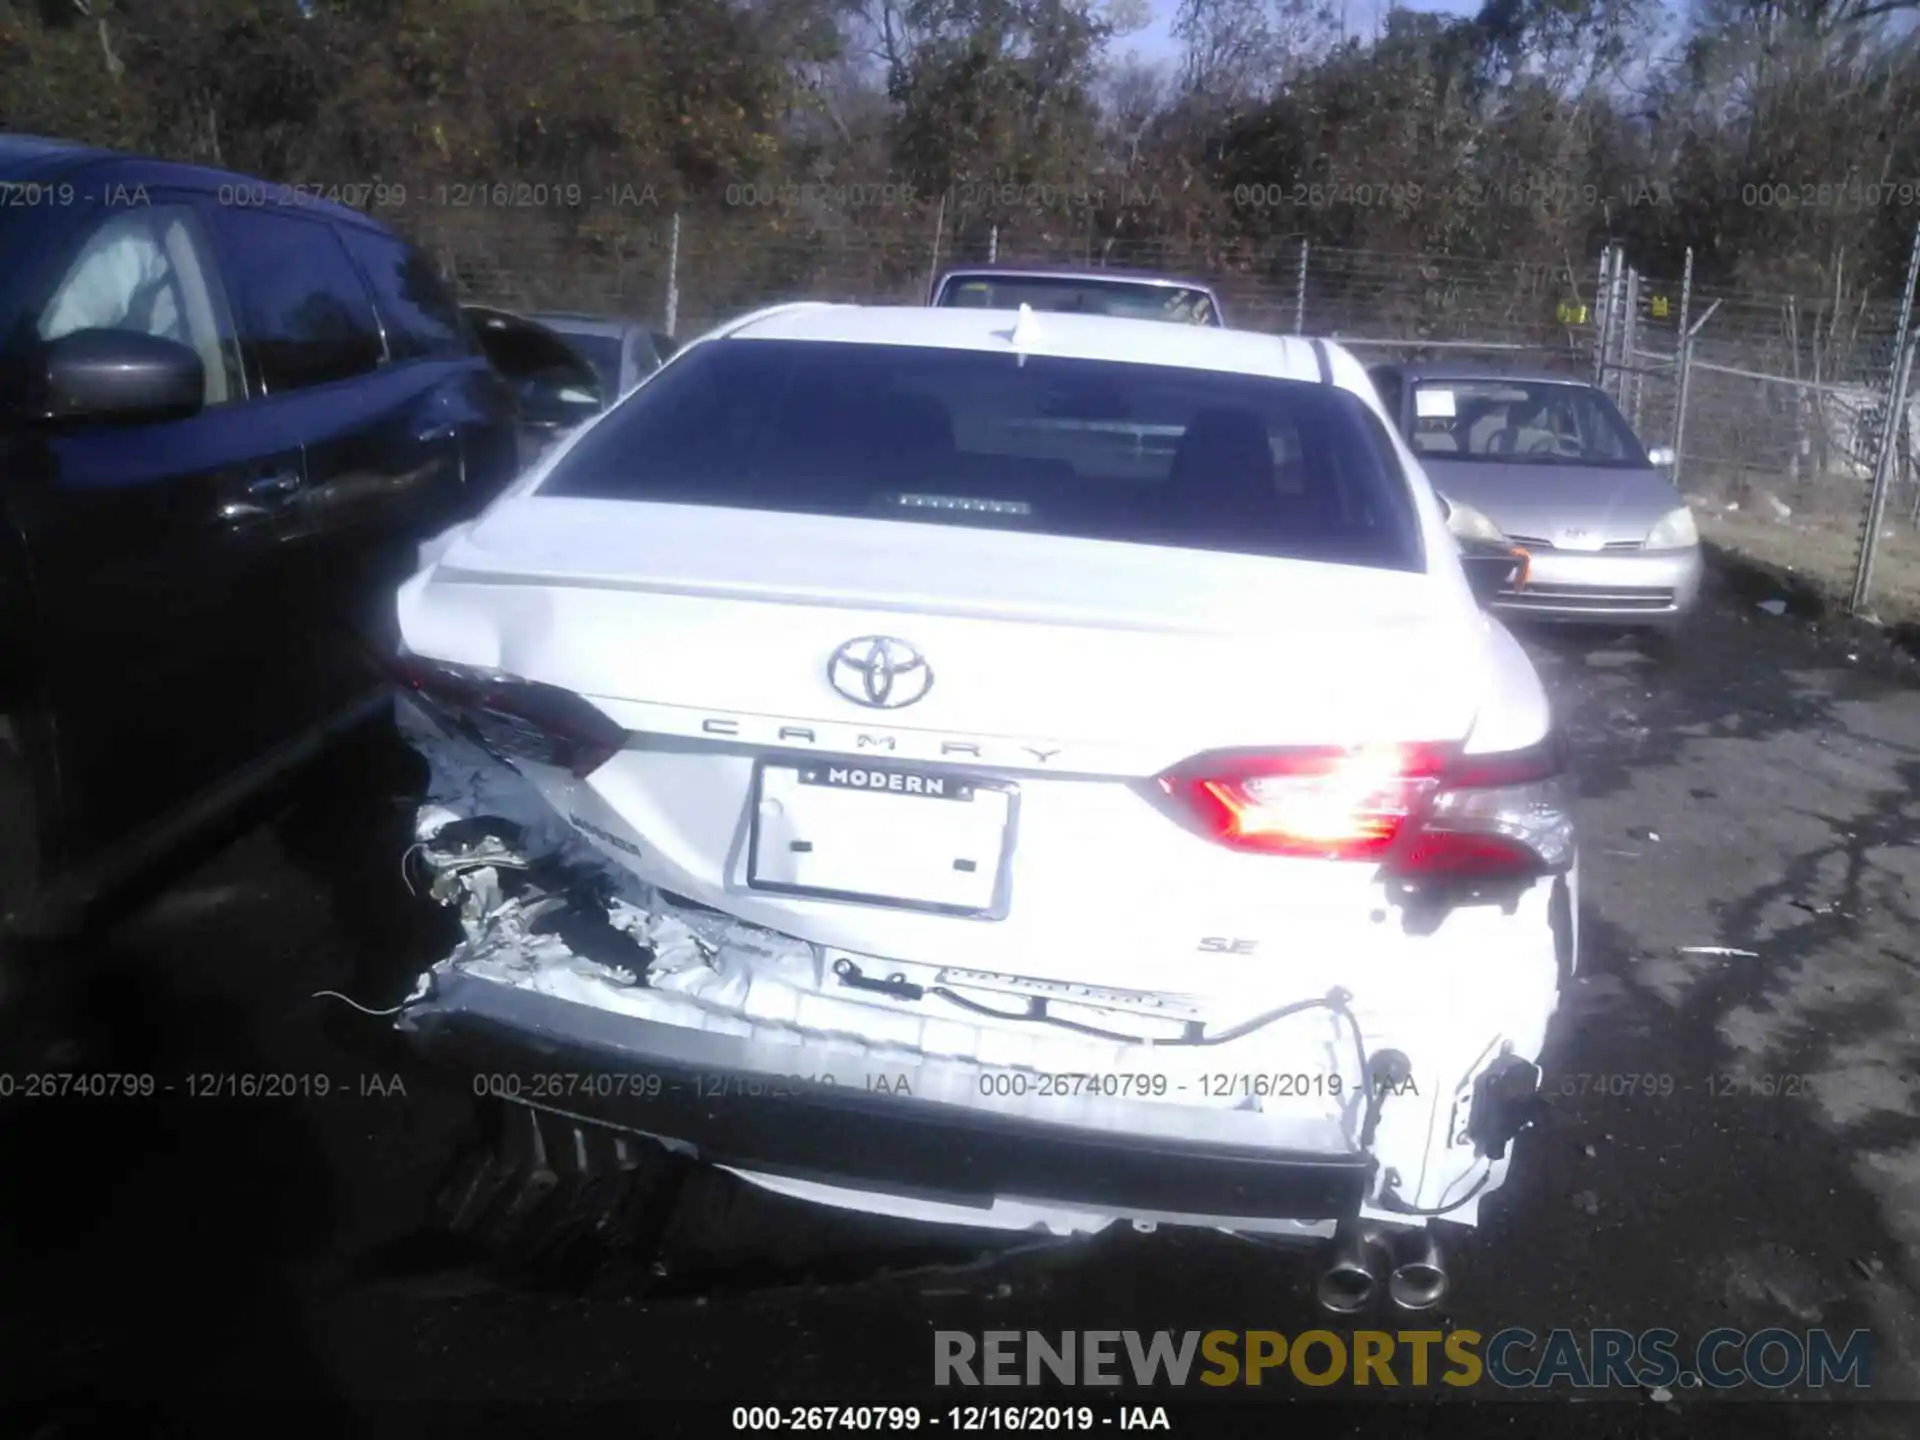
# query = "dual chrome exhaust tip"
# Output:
<box><xmin>1314</xmin><ymin>1223</ymin><xmax>1448</xmax><ymax>1314</ymax></box>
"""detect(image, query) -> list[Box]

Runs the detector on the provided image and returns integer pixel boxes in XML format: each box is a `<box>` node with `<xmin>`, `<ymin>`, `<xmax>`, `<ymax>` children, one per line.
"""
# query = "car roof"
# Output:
<box><xmin>722</xmin><ymin>304</ymin><xmax>1330</xmax><ymax>382</ymax></box>
<box><xmin>0</xmin><ymin>133</ymin><xmax>116</xmax><ymax>183</ymax></box>
<box><xmin>937</xmin><ymin>266</ymin><xmax>1220</xmax><ymax>294</ymax></box>
<box><xmin>1380</xmin><ymin>361</ymin><xmax>1598</xmax><ymax>388</ymax></box>
<box><xmin>0</xmin><ymin>132</ymin><xmax>380</xmax><ymax>231</ymax></box>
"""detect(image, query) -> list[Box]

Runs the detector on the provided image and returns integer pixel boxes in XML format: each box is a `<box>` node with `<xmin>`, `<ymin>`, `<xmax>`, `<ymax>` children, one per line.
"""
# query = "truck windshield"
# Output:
<box><xmin>937</xmin><ymin>275</ymin><xmax>1220</xmax><ymax>327</ymax></box>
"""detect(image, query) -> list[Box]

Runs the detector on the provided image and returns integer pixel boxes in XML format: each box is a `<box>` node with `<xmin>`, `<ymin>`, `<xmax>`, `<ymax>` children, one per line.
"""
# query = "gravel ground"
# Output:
<box><xmin>3</xmin><ymin>559</ymin><xmax>1919</xmax><ymax>1438</ymax></box>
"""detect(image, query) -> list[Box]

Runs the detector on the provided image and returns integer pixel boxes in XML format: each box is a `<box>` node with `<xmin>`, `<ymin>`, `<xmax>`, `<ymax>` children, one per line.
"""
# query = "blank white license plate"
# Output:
<box><xmin>747</xmin><ymin>761</ymin><xmax>1014</xmax><ymax>913</ymax></box>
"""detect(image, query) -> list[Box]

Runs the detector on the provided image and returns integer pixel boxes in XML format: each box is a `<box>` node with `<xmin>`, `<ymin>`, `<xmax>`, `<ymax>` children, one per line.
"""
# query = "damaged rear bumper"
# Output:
<box><xmin>400</xmin><ymin>970</ymin><xmax>1374</xmax><ymax>1222</ymax></box>
<box><xmin>388</xmin><ymin>694</ymin><xmax>1558</xmax><ymax>1236</ymax></box>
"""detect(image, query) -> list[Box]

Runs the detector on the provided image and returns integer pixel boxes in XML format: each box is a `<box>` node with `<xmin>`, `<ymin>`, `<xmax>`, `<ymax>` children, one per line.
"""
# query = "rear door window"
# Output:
<box><xmin>337</xmin><ymin>225</ymin><xmax>471</xmax><ymax>362</ymax></box>
<box><xmin>540</xmin><ymin>339</ymin><xmax>1425</xmax><ymax>572</ymax></box>
<box><xmin>212</xmin><ymin>208</ymin><xmax>384</xmax><ymax>393</ymax></box>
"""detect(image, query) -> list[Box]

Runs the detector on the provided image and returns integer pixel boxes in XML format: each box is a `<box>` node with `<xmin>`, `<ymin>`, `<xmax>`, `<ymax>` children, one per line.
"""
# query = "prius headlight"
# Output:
<box><xmin>1645</xmin><ymin>505</ymin><xmax>1698</xmax><ymax>549</ymax></box>
<box><xmin>1444</xmin><ymin>498</ymin><xmax>1511</xmax><ymax>545</ymax></box>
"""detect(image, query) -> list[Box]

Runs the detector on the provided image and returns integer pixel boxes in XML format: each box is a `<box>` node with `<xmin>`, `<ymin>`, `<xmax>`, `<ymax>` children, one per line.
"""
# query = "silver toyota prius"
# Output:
<box><xmin>1369</xmin><ymin>363</ymin><xmax>1704</xmax><ymax>627</ymax></box>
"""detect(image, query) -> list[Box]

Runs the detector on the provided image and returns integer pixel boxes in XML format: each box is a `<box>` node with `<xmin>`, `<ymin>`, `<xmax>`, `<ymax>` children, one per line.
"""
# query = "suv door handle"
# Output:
<box><xmin>218</xmin><ymin>470</ymin><xmax>303</xmax><ymax>522</ymax></box>
<box><xmin>248</xmin><ymin>471</ymin><xmax>303</xmax><ymax>498</ymax></box>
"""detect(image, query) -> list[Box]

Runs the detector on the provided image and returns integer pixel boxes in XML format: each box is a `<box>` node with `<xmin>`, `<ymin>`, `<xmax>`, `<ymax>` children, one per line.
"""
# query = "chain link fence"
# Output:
<box><xmin>1588</xmin><ymin>238</ymin><xmax>1920</xmax><ymax>623</ymax></box>
<box><xmin>394</xmin><ymin>198</ymin><xmax>1920</xmax><ymax>624</ymax></box>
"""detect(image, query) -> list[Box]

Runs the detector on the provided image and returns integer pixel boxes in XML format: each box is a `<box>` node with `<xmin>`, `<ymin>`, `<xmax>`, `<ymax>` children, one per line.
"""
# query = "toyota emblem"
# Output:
<box><xmin>827</xmin><ymin>636</ymin><xmax>933</xmax><ymax>709</ymax></box>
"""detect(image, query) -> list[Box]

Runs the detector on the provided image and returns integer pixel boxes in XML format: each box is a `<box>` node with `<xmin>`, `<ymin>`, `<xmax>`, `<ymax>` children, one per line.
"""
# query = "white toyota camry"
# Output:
<box><xmin>391</xmin><ymin>301</ymin><xmax>1577</xmax><ymax>1313</ymax></box>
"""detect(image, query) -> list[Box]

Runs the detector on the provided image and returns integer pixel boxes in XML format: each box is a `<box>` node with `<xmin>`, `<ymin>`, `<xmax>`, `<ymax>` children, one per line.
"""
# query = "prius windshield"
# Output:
<box><xmin>1408</xmin><ymin>379</ymin><xmax>1650</xmax><ymax>467</ymax></box>
<box><xmin>540</xmin><ymin>337</ymin><xmax>1424</xmax><ymax>571</ymax></box>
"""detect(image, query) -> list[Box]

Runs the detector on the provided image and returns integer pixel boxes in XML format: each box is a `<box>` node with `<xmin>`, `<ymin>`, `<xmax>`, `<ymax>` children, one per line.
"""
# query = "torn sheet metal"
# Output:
<box><xmin>392</xmin><ymin>700</ymin><xmax>1522</xmax><ymax>1229</ymax></box>
<box><xmin>396</xmin><ymin>699</ymin><xmax>1363</xmax><ymax>1098</ymax></box>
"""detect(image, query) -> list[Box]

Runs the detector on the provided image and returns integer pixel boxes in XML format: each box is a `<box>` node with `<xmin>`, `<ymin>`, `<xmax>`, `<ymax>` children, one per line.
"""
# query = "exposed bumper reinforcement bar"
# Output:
<box><xmin>399</xmin><ymin>973</ymin><xmax>1376</xmax><ymax>1221</ymax></box>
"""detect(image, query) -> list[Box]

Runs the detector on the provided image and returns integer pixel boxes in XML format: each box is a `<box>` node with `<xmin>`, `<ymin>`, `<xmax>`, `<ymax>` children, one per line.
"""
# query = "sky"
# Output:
<box><xmin>1123</xmin><ymin>0</ymin><xmax>1479</xmax><ymax>66</ymax></box>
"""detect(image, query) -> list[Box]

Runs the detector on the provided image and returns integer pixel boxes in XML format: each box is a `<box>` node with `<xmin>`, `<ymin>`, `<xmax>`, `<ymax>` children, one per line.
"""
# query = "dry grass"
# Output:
<box><xmin>1695</xmin><ymin>504</ymin><xmax>1920</xmax><ymax>627</ymax></box>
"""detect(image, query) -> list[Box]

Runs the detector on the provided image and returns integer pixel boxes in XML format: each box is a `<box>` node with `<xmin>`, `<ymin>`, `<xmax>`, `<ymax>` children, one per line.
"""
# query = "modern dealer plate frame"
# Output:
<box><xmin>746</xmin><ymin>757</ymin><xmax>1019</xmax><ymax>919</ymax></box>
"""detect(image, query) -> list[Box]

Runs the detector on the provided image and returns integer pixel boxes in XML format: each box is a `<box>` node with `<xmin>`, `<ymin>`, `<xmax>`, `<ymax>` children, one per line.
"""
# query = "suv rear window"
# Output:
<box><xmin>539</xmin><ymin>340</ymin><xmax>1425</xmax><ymax>572</ymax></box>
<box><xmin>338</xmin><ymin>225</ymin><xmax>471</xmax><ymax>362</ymax></box>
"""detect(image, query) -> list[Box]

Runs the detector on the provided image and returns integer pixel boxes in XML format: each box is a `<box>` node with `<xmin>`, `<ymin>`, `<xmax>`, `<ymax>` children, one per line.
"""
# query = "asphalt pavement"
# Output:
<box><xmin>4</xmin><ymin>555</ymin><xmax>1920</xmax><ymax>1438</ymax></box>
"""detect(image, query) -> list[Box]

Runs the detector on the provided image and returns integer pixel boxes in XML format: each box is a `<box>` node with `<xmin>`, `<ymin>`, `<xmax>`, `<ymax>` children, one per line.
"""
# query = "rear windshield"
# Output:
<box><xmin>938</xmin><ymin>275</ymin><xmax>1220</xmax><ymax>327</ymax></box>
<box><xmin>539</xmin><ymin>339</ymin><xmax>1426</xmax><ymax>572</ymax></box>
<box><xmin>1408</xmin><ymin>379</ymin><xmax>1649</xmax><ymax>467</ymax></box>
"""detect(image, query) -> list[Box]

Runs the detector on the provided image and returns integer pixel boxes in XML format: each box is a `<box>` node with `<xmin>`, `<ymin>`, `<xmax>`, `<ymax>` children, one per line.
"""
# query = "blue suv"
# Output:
<box><xmin>0</xmin><ymin>135</ymin><xmax>524</xmax><ymax>936</ymax></box>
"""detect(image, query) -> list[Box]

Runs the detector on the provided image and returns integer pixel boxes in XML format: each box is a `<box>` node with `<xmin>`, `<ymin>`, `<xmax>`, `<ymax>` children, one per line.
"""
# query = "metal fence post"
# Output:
<box><xmin>1624</xmin><ymin>266</ymin><xmax>1642</xmax><ymax>423</ymax></box>
<box><xmin>1604</xmin><ymin>247</ymin><xmax>1625</xmax><ymax>396</ymax></box>
<box><xmin>1608</xmin><ymin>255</ymin><xmax>1629</xmax><ymax>403</ymax></box>
<box><xmin>1671</xmin><ymin>296</ymin><xmax>1720</xmax><ymax>492</ymax></box>
<box><xmin>1592</xmin><ymin>246</ymin><xmax>1614</xmax><ymax>386</ymax></box>
<box><xmin>925</xmin><ymin>189</ymin><xmax>948</xmax><ymax>303</ymax></box>
<box><xmin>1294</xmin><ymin>239</ymin><xmax>1309</xmax><ymax>334</ymax></box>
<box><xmin>1671</xmin><ymin>247</ymin><xmax>1693</xmax><ymax>451</ymax></box>
<box><xmin>988</xmin><ymin>224</ymin><xmax>998</xmax><ymax>265</ymax></box>
<box><xmin>1852</xmin><ymin>220</ymin><xmax>1920</xmax><ymax>615</ymax></box>
<box><xmin>1673</xmin><ymin>331</ymin><xmax>1695</xmax><ymax>489</ymax></box>
<box><xmin>663</xmin><ymin>211</ymin><xmax>680</xmax><ymax>339</ymax></box>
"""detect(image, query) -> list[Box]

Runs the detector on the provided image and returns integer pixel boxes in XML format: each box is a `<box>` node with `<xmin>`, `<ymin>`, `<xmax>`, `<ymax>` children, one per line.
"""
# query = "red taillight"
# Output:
<box><xmin>389</xmin><ymin>652</ymin><xmax>627</xmax><ymax>779</ymax></box>
<box><xmin>1155</xmin><ymin>733</ymin><xmax>1572</xmax><ymax>879</ymax></box>
<box><xmin>1158</xmin><ymin>744</ymin><xmax>1452</xmax><ymax>860</ymax></box>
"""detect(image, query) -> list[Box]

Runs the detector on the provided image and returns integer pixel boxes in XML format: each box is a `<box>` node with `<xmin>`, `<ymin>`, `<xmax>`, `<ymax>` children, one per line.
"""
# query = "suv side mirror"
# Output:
<box><xmin>1645</xmin><ymin>445</ymin><xmax>1675</xmax><ymax>468</ymax></box>
<box><xmin>28</xmin><ymin>329</ymin><xmax>204</xmax><ymax>426</ymax></box>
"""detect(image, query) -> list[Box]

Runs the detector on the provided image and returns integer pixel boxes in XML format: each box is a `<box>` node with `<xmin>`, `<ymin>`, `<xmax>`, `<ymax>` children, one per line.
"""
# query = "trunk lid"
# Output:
<box><xmin>419</xmin><ymin>497</ymin><xmax>1488</xmax><ymax>756</ymax></box>
<box><xmin>403</xmin><ymin>495</ymin><xmax>1506</xmax><ymax>996</ymax></box>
